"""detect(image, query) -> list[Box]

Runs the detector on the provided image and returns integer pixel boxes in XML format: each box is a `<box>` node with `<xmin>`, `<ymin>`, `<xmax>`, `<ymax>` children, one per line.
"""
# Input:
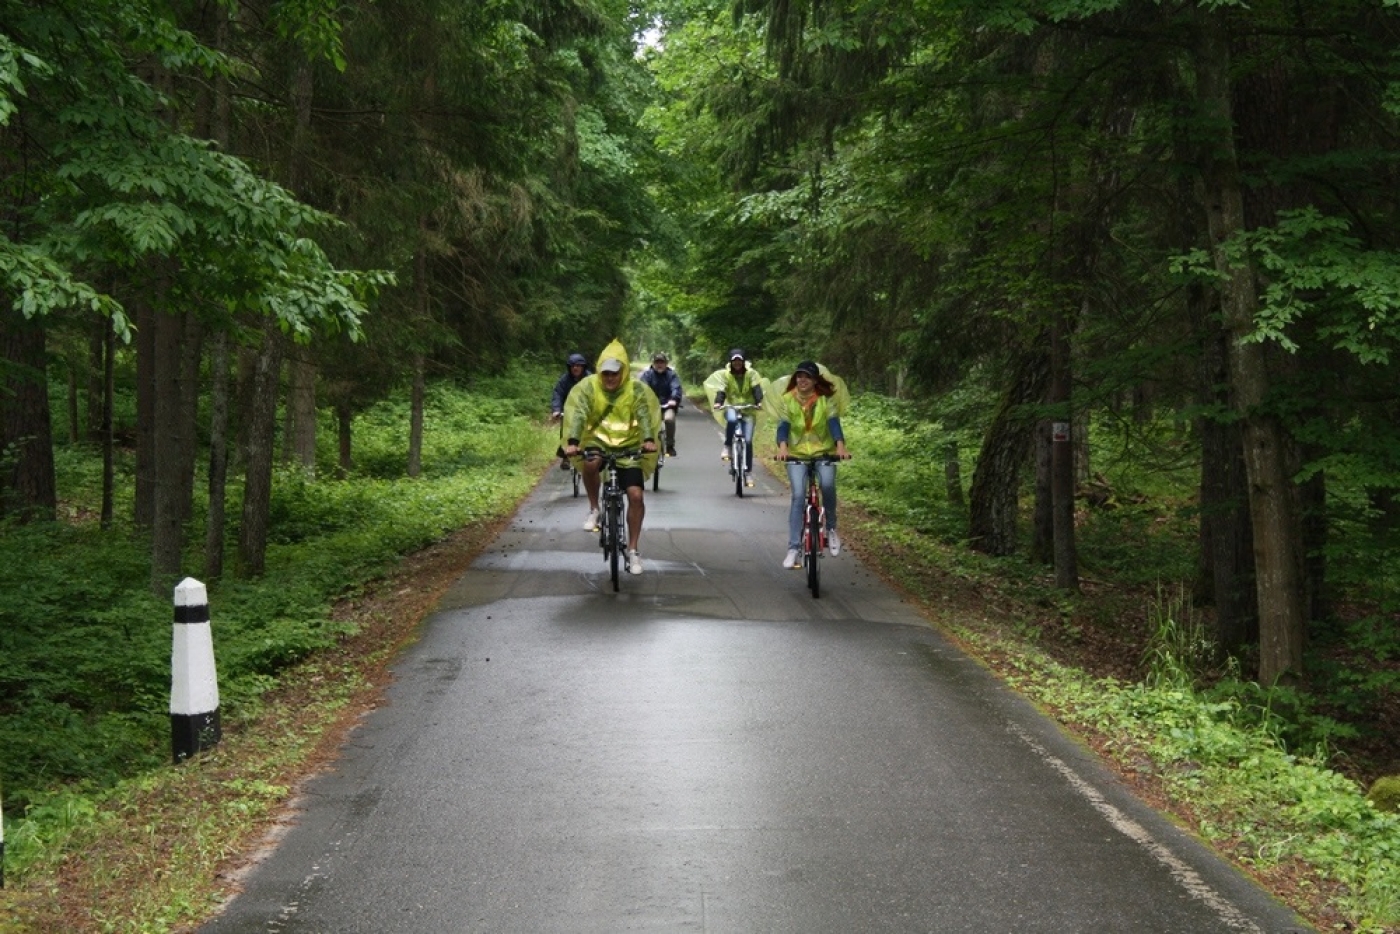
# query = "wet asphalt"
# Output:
<box><xmin>200</xmin><ymin>406</ymin><xmax>1313</xmax><ymax>933</ymax></box>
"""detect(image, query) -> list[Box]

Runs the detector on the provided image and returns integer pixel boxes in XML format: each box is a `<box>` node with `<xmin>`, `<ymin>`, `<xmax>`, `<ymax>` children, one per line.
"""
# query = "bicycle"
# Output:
<box><xmin>722</xmin><ymin>403</ymin><xmax>761</xmax><ymax>497</ymax></box>
<box><xmin>585</xmin><ymin>448</ymin><xmax>644</xmax><ymax>592</ymax></box>
<box><xmin>786</xmin><ymin>456</ymin><xmax>837</xmax><ymax>598</ymax></box>
<box><xmin>652</xmin><ymin>443</ymin><xmax>665</xmax><ymax>491</ymax></box>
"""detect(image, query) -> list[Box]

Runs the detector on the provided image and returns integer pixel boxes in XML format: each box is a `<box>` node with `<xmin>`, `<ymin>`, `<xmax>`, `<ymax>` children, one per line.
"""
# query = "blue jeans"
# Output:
<box><xmin>724</xmin><ymin>411</ymin><xmax>755</xmax><ymax>471</ymax></box>
<box><xmin>787</xmin><ymin>460</ymin><xmax>837</xmax><ymax>549</ymax></box>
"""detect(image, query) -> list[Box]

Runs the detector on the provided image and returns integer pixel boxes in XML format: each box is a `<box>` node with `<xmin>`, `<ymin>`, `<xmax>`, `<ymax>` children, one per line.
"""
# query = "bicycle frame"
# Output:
<box><xmin>724</xmin><ymin>404</ymin><xmax>760</xmax><ymax>497</ymax></box>
<box><xmin>585</xmin><ymin>449</ymin><xmax>644</xmax><ymax>592</ymax></box>
<box><xmin>787</xmin><ymin>456</ymin><xmax>835</xmax><ymax>598</ymax></box>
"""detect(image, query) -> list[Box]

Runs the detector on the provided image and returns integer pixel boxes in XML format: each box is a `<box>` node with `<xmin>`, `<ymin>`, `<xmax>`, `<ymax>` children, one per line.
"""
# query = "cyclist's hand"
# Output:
<box><xmin>642</xmin><ymin>440</ymin><xmax>658</xmax><ymax>453</ymax></box>
<box><xmin>836</xmin><ymin>444</ymin><xmax>852</xmax><ymax>460</ymax></box>
<box><xmin>550</xmin><ymin>411</ymin><xmax>562</xmax><ymax>422</ymax></box>
<box><xmin>711</xmin><ymin>403</ymin><xmax>722</xmax><ymax>410</ymax></box>
<box><xmin>564</xmin><ymin>443</ymin><xmax>580</xmax><ymax>457</ymax></box>
<box><xmin>776</xmin><ymin>443</ymin><xmax>789</xmax><ymax>460</ymax></box>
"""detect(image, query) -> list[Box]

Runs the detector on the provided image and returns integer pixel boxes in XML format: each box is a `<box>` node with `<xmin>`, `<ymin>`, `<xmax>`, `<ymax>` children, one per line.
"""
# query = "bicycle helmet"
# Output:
<box><xmin>728</xmin><ymin>348</ymin><xmax>746</xmax><ymax>362</ymax></box>
<box><xmin>566</xmin><ymin>352</ymin><xmax>587</xmax><ymax>367</ymax></box>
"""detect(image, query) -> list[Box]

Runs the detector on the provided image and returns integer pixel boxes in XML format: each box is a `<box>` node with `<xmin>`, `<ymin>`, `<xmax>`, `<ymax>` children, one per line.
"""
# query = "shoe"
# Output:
<box><xmin>782</xmin><ymin>549</ymin><xmax>800</xmax><ymax>569</ymax></box>
<box><xmin>627</xmin><ymin>550</ymin><xmax>643</xmax><ymax>574</ymax></box>
<box><xmin>667</xmin><ymin>447</ymin><xmax>677</xmax><ymax>457</ymax></box>
<box><xmin>721</xmin><ymin>445</ymin><xmax>730</xmax><ymax>461</ymax></box>
<box><xmin>745</xmin><ymin>473</ymin><xmax>754</xmax><ymax>487</ymax></box>
<box><xmin>583</xmin><ymin>509</ymin><xmax>599</xmax><ymax>531</ymax></box>
<box><xmin>559</xmin><ymin>459</ymin><xmax>570</xmax><ymax>471</ymax></box>
<box><xmin>827</xmin><ymin>529</ymin><xmax>841</xmax><ymax>556</ymax></box>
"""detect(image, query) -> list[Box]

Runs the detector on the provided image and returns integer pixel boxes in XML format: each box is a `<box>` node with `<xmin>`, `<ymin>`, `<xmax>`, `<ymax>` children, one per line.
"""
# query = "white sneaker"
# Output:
<box><xmin>720</xmin><ymin>445</ymin><xmax>731</xmax><ymax>461</ymax></box>
<box><xmin>745</xmin><ymin>473</ymin><xmax>754</xmax><ymax>487</ymax></box>
<box><xmin>627</xmin><ymin>550</ymin><xmax>643</xmax><ymax>574</ymax></box>
<box><xmin>827</xmin><ymin>529</ymin><xmax>841</xmax><ymax>556</ymax></box>
<box><xmin>583</xmin><ymin>509</ymin><xmax>599</xmax><ymax>530</ymax></box>
<box><xmin>782</xmin><ymin>549</ymin><xmax>800</xmax><ymax>569</ymax></box>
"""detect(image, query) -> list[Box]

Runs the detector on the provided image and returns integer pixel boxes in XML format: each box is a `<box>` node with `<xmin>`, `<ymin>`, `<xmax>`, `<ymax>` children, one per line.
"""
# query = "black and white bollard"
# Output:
<box><xmin>171</xmin><ymin>577</ymin><xmax>221</xmax><ymax>763</ymax></box>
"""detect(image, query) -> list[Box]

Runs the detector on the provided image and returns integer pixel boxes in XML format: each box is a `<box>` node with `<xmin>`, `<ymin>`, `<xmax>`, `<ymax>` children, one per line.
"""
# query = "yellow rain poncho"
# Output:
<box><xmin>763</xmin><ymin>363</ymin><xmax>852</xmax><ymax>458</ymax></box>
<box><xmin>561</xmin><ymin>338</ymin><xmax>661</xmax><ymax>478</ymax></box>
<box><xmin>702</xmin><ymin>361</ymin><xmax>767</xmax><ymax>428</ymax></box>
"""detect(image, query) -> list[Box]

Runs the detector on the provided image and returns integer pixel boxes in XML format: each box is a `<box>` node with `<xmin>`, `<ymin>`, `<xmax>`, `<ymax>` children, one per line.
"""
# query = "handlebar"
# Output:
<box><xmin>717</xmin><ymin>403</ymin><xmax>761</xmax><ymax>412</ymax></box>
<box><xmin>580</xmin><ymin>448</ymin><xmax>648</xmax><ymax>462</ymax></box>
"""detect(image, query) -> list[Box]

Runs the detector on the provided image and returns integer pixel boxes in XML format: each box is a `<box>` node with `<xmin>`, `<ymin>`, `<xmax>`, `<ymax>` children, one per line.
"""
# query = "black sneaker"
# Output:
<box><xmin>667</xmin><ymin>447</ymin><xmax>677</xmax><ymax>457</ymax></box>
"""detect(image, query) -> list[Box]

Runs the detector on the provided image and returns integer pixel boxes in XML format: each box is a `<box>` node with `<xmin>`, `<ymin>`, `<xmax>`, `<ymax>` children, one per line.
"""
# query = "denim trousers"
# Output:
<box><xmin>786</xmin><ymin>459</ymin><xmax>837</xmax><ymax>549</ymax></box>
<box><xmin>724</xmin><ymin>411</ymin><xmax>756</xmax><ymax>471</ymax></box>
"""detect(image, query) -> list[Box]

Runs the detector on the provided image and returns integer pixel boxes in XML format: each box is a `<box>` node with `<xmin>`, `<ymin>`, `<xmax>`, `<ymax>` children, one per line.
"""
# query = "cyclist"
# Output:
<box><xmin>709</xmin><ymin>348</ymin><xmax>764</xmax><ymax>486</ymax></box>
<box><xmin>550</xmin><ymin>352</ymin><xmax>591</xmax><ymax>468</ymax></box>
<box><xmin>772</xmin><ymin>360</ymin><xmax>850</xmax><ymax>569</ymax></box>
<box><xmin>640</xmin><ymin>351</ymin><xmax>683</xmax><ymax>457</ymax></box>
<box><xmin>561</xmin><ymin>340</ymin><xmax>660</xmax><ymax>575</ymax></box>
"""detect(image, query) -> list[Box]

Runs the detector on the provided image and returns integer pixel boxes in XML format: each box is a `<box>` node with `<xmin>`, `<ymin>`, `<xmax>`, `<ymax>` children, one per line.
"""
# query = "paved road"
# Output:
<box><xmin>202</xmin><ymin>406</ymin><xmax>1312</xmax><ymax>933</ymax></box>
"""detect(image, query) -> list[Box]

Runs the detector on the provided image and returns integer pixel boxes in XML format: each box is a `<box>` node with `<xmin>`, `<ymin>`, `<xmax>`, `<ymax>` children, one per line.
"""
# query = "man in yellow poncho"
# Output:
<box><xmin>562</xmin><ymin>339</ymin><xmax>660</xmax><ymax>575</ymax></box>
<box><xmin>703</xmin><ymin>348</ymin><xmax>765</xmax><ymax>487</ymax></box>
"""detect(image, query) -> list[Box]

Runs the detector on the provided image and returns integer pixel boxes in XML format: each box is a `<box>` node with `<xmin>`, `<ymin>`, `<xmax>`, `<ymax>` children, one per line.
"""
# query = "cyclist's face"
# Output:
<box><xmin>652</xmin><ymin>361</ymin><xmax>667</xmax><ymax>372</ymax></box>
<box><xmin>600</xmin><ymin>369</ymin><xmax>624</xmax><ymax>389</ymax></box>
<box><xmin>794</xmin><ymin>372</ymin><xmax>814</xmax><ymax>387</ymax></box>
<box><xmin>569</xmin><ymin>364</ymin><xmax>585</xmax><ymax>376</ymax></box>
<box><xmin>729</xmin><ymin>358</ymin><xmax>744</xmax><ymax>372</ymax></box>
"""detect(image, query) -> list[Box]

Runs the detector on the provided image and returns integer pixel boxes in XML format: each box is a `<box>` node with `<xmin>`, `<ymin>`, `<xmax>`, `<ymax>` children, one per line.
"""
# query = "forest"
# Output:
<box><xmin>2</xmin><ymin>0</ymin><xmax>1400</xmax><ymax>929</ymax></box>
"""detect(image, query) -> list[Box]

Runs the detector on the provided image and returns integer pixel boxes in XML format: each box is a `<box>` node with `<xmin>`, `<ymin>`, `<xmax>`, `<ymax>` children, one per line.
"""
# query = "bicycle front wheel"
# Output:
<box><xmin>608</xmin><ymin>500</ymin><xmax>622</xmax><ymax>591</ymax></box>
<box><xmin>653</xmin><ymin>454</ymin><xmax>662</xmax><ymax>491</ymax></box>
<box><xmin>572</xmin><ymin>466</ymin><xmax>581</xmax><ymax>498</ymax></box>
<box><xmin>734</xmin><ymin>437</ymin><xmax>746</xmax><ymax>497</ymax></box>
<box><xmin>806</xmin><ymin>502</ymin><xmax>822</xmax><ymax>598</ymax></box>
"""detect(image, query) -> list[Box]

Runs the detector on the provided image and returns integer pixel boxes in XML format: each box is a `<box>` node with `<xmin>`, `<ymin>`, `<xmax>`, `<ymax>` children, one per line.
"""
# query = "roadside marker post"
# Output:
<box><xmin>171</xmin><ymin>577</ymin><xmax>221</xmax><ymax>763</ymax></box>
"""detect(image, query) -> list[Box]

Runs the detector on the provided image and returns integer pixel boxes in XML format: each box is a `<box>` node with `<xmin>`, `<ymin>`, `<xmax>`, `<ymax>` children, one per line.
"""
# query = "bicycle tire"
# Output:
<box><xmin>571</xmin><ymin>466</ymin><xmax>581</xmax><ymax>498</ymax></box>
<box><xmin>734</xmin><ymin>436</ymin><xmax>746</xmax><ymax>497</ymax></box>
<box><xmin>653</xmin><ymin>452</ymin><xmax>662</xmax><ymax>491</ymax></box>
<box><xmin>806</xmin><ymin>500</ymin><xmax>822</xmax><ymax>598</ymax></box>
<box><xmin>608</xmin><ymin>497</ymin><xmax>622</xmax><ymax>591</ymax></box>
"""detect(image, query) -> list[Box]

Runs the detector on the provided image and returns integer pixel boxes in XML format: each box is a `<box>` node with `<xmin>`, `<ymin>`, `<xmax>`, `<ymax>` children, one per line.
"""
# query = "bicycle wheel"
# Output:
<box><xmin>571</xmin><ymin>465</ymin><xmax>581</xmax><ymax>498</ymax></box>
<box><xmin>608</xmin><ymin>496</ymin><xmax>622</xmax><ymax>592</ymax></box>
<box><xmin>734</xmin><ymin>436</ymin><xmax>746</xmax><ymax>497</ymax></box>
<box><xmin>652</xmin><ymin>451</ymin><xmax>662</xmax><ymax>491</ymax></box>
<box><xmin>806</xmin><ymin>499</ymin><xmax>822</xmax><ymax>598</ymax></box>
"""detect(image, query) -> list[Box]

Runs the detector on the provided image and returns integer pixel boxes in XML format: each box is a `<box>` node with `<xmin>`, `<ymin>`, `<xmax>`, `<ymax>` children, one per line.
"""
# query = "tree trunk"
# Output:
<box><xmin>337</xmin><ymin>401</ymin><xmax>354</xmax><ymax>478</ymax></box>
<box><xmin>1195</xmin><ymin>303</ymin><xmax>1258</xmax><ymax>657</ymax></box>
<box><xmin>408</xmin><ymin>354</ymin><xmax>425</xmax><ymax>478</ymax></box>
<box><xmin>1194</xmin><ymin>13</ymin><xmax>1305</xmax><ymax>684</ymax></box>
<box><xmin>968</xmin><ymin>341</ymin><xmax>1049</xmax><ymax>556</ymax></box>
<box><xmin>150</xmin><ymin>308</ymin><xmax>189</xmax><ymax>593</ymax></box>
<box><xmin>101</xmin><ymin>319</ymin><xmax>115</xmax><ymax>529</ymax></box>
<box><xmin>133</xmin><ymin>299</ymin><xmax>156</xmax><ymax>526</ymax></box>
<box><xmin>87</xmin><ymin>321</ymin><xmax>106</xmax><ymax>442</ymax></box>
<box><xmin>943</xmin><ymin>440</ymin><xmax>964</xmax><ymax>507</ymax></box>
<box><xmin>1050</xmin><ymin>310</ymin><xmax>1078</xmax><ymax>591</ymax></box>
<box><xmin>238</xmin><ymin>324</ymin><xmax>284</xmax><ymax>577</ymax></box>
<box><xmin>0</xmin><ymin>305</ymin><xmax>56</xmax><ymax>521</ymax></box>
<box><xmin>1031</xmin><ymin>419</ymin><xmax>1052</xmax><ymax>565</ymax></box>
<box><xmin>284</xmin><ymin>352</ymin><xmax>318</xmax><ymax>471</ymax></box>
<box><xmin>205</xmin><ymin>331</ymin><xmax>231</xmax><ymax>579</ymax></box>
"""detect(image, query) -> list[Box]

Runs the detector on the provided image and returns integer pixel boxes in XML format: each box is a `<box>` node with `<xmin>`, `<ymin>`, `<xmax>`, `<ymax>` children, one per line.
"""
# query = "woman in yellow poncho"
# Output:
<box><xmin>561</xmin><ymin>339</ymin><xmax>660</xmax><ymax>575</ymax></box>
<box><xmin>767</xmin><ymin>361</ymin><xmax>851</xmax><ymax>569</ymax></box>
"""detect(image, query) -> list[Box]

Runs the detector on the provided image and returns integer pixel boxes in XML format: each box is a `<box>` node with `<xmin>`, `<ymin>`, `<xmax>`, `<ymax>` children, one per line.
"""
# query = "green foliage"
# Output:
<box><xmin>1141</xmin><ymin>585</ymin><xmax>1214</xmax><ymax>689</ymax></box>
<box><xmin>0</xmin><ymin>375</ymin><xmax>554</xmax><ymax>828</ymax></box>
<box><xmin>1369</xmin><ymin>776</ymin><xmax>1400</xmax><ymax>814</ymax></box>
<box><xmin>1001</xmin><ymin>648</ymin><xmax>1400</xmax><ymax>930</ymax></box>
